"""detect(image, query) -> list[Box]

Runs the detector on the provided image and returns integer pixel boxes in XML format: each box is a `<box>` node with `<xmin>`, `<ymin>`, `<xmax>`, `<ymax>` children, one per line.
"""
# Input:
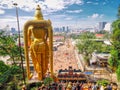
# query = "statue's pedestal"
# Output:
<box><xmin>28</xmin><ymin>79</ymin><xmax>40</xmax><ymax>83</ymax></box>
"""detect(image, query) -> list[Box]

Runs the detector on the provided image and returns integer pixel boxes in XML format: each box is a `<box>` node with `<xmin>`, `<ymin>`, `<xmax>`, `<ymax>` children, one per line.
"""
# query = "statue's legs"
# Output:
<box><xmin>43</xmin><ymin>44</ymin><xmax>49</xmax><ymax>77</ymax></box>
<box><xmin>30</xmin><ymin>43</ymin><xmax>43</xmax><ymax>80</ymax></box>
<box><xmin>30</xmin><ymin>42</ymin><xmax>49</xmax><ymax>80</ymax></box>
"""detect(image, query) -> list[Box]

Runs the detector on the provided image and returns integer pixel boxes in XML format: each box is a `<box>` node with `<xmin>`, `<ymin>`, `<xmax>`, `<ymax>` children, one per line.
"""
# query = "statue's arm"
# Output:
<box><xmin>23</xmin><ymin>24</ymin><xmax>31</xmax><ymax>80</ymax></box>
<box><xmin>48</xmin><ymin>25</ymin><xmax>53</xmax><ymax>51</ymax></box>
<box><xmin>48</xmin><ymin>20</ymin><xmax>53</xmax><ymax>75</ymax></box>
<box><xmin>28</xmin><ymin>27</ymin><xmax>32</xmax><ymax>47</ymax></box>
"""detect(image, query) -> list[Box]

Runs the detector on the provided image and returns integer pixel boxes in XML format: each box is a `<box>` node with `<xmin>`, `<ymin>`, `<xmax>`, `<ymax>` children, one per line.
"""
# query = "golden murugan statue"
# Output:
<box><xmin>23</xmin><ymin>5</ymin><xmax>53</xmax><ymax>80</ymax></box>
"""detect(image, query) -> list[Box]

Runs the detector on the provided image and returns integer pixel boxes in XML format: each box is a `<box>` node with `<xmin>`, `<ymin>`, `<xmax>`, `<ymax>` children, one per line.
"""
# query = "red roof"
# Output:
<box><xmin>53</xmin><ymin>36</ymin><xmax>64</xmax><ymax>40</ymax></box>
<box><xmin>95</xmin><ymin>34</ymin><xmax>104</xmax><ymax>38</ymax></box>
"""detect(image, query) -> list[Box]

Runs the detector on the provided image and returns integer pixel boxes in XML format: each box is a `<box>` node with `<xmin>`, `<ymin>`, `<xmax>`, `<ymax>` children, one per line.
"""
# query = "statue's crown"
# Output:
<box><xmin>34</xmin><ymin>5</ymin><xmax>44</xmax><ymax>20</ymax></box>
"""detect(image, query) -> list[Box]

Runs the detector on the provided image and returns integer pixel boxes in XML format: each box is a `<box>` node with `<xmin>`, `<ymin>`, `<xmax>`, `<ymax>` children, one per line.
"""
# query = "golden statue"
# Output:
<box><xmin>23</xmin><ymin>5</ymin><xmax>53</xmax><ymax>80</ymax></box>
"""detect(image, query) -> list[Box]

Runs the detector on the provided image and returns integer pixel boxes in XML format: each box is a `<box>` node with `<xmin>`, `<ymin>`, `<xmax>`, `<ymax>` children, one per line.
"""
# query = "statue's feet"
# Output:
<box><xmin>28</xmin><ymin>73</ymin><xmax>33</xmax><ymax>80</ymax></box>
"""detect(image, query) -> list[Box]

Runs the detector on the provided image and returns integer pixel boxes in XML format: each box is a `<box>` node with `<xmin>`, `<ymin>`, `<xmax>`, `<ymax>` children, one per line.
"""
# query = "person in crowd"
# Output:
<box><xmin>81</xmin><ymin>83</ymin><xmax>89</xmax><ymax>90</ymax></box>
<box><xmin>100</xmin><ymin>85</ymin><xmax>104</xmax><ymax>90</ymax></box>
<box><xmin>39</xmin><ymin>84</ymin><xmax>46</xmax><ymax>90</ymax></box>
<box><xmin>107</xmin><ymin>84</ymin><xmax>112</xmax><ymax>90</ymax></box>
<box><xmin>88</xmin><ymin>82</ymin><xmax>92</xmax><ymax>90</ymax></box>
<box><xmin>72</xmin><ymin>83</ymin><xmax>77</xmax><ymax>90</ymax></box>
<box><xmin>42</xmin><ymin>86</ymin><xmax>46</xmax><ymax>90</ymax></box>
<box><xmin>22</xmin><ymin>85</ymin><xmax>26</xmax><ymax>90</ymax></box>
<box><xmin>62</xmin><ymin>82</ymin><xmax>67</xmax><ymax>90</ymax></box>
<box><xmin>37</xmin><ymin>86</ymin><xmax>41</xmax><ymax>90</ymax></box>
<box><xmin>58</xmin><ymin>81</ymin><xmax>63</xmax><ymax>90</ymax></box>
<box><xmin>96</xmin><ymin>86</ymin><xmax>100</xmax><ymax>90</ymax></box>
<box><xmin>66</xmin><ymin>82</ymin><xmax>72</xmax><ymax>90</ymax></box>
<box><xmin>76</xmin><ymin>82</ymin><xmax>82</xmax><ymax>90</ymax></box>
<box><xmin>112</xmin><ymin>83</ymin><xmax>118</xmax><ymax>90</ymax></box>
<box><xmin>47</xmin><ymin>82</ymin><xmax>57</xmax><ymax>90</ymax></box>
<box><xmin>103</xmin><ymin>84</ymin><xmax>108</xmax><ymax>90</ymax></box>
<box><xmin>92</xmin><ymin>82</ymin><xmax>97</xmax><ymax>90</ymax></box>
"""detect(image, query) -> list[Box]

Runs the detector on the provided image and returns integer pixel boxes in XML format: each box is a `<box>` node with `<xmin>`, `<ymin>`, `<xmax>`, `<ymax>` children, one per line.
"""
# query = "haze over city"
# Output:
<box><xmin>0</xmin><ymin>0</ymin><xmax>120</xmax><ymax>29</ymax></box>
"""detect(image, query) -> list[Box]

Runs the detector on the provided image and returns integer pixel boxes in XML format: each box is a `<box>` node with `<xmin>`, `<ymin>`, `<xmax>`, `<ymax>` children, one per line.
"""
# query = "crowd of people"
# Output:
<box><xmin>26</xmin><ymin>39</ymin><xmax>118</xmax><ymax>90</ymax></box>
<box><xmin>37</xmin><ymin>81</ymin><xmax>118</xmax><ymax>90</ymax></box>
<box><xmin>53</xmin><ymin>39</ymin><xmax>78</xmax><ymax>73</ymax></box>
<box><xmin>21</xmin><ymin>80</ymin><xmax>118</xmax><ymax>90</ymax></box>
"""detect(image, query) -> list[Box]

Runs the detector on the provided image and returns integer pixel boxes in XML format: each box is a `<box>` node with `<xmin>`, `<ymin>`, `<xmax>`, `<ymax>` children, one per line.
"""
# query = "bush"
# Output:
<box><xmin>44</xmin><ymin>77</ymin><xmax>53</xmax><ymax>86</ymax></box>
<box><xmin>26</xmin><ymin>82</ymin><xmax>42</xmax><ymax>90</ymax></box>
<box><xmin>97</xmin><ymin>79</ymin><xmax>109</xmax><ymax>86</ymax></box>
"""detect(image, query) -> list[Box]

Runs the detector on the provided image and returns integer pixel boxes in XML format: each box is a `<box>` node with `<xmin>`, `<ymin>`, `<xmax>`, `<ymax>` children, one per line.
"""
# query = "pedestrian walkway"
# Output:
<box><xmin>53</xmin><ymin>39</ymin><xmax>79</xmax><ymax>73</ymax></box>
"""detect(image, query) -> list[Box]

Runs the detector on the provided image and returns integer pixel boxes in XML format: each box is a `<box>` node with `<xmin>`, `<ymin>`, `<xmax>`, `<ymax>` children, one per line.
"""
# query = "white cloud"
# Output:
<box><xmin>44</xmin><ymin>0</ymin><xmax>65</xmax><ymax>10</ymax></box>
<box><xmin>103</xmin><ymin>2</ymin><xmax>106</xmax><ymax>5</ymax></box>
<box><xmin>0</xmin><ymin>15</ymin><xmax>33</xmax><ymax>29</ymax></box>
<box><xmin>65</xmin><ymin>17</ymin><xmax>72</xmax><ymax>20</ymax></box>
<box><xmin>88</xmin><ymin>13</ymin><xmax>104</xmax><ymax>19</ymax></box>
<box><xmin>86</xmin><ymin>1</ymin><xmax>98</xmax><ymax>5</ymax></box>
<box><xmin>91</xmin><ymin>13</ymin><xmax>99</xmax><ymax>18</ymax></box>
<box><xmin>0</xmin><ymin>9</ymin><xmax>5</xmax><ymax>14</ymax></box>
<box><xmin>66</xmin><ymin>9</ymin><xmax>83</xmax><ymax>13</ymax></box>
<box><xmin>99</xmin><ymin>14</ymin><xmax>104</xmax><ymax>18</ymax></box>
<box><xmin>74</xmin><ymin>0</ymin><xmax>83</xmax><ymax>4</ymax></box>
<box><xmin>0</xmin><ymin>16</ymin><xmax>16</xmax><ymax>29</ymax></box>
<box><xmin>0</xmin><ymin>0</ymin><xmax>83</xmax><ymax>13</ymax></box>
<box><xmin>86</xmin><ymin>1</ymin><xmax>92</xmax><ymax>4</ymax></box>
<box><xmin>50</xmin><ymin>14</ymin><xmax>66</xmax><ymax>19</ymax></box>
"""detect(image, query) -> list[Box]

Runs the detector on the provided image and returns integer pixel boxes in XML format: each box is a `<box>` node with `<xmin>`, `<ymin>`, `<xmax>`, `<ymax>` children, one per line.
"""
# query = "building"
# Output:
<box><xmin>99</xmin><ymin>22</ymin><xmax>107</xmax><ymax>31</ymax></box>
<box><xmin>91</xmin><ymin>52</ymin><xmax>110</xmax><ymax>67</ymax></box>
<box><xmin>57</xmin><ymin>66</ymin><xmax>87</xmax><ymax>82</ymax></box>
<box><xmin>54</xmin><ymin>26</ymin><xmax>70</xmax><ymax>33</ymax></box>
<box><xmin>95</xmin><ymin>34</ymin><xmax>104</xmax><ymax>38</ymax></box>
<box><xmin>10</xmin><ymin>27</ymin><xmax>18</xmax><ymax>35</ymax></box>
<box><xmin>104</xmin><ymin>23</ymin><xmax>112</xmax><ymax>32</ymax></box>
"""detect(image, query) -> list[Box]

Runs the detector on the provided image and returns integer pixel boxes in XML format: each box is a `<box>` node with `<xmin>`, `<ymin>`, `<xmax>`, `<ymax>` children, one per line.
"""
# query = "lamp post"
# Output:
<box><xmin>13</xmin><ymin>3</ymin><xmax>26</xmax><ymax>85</ymax></box>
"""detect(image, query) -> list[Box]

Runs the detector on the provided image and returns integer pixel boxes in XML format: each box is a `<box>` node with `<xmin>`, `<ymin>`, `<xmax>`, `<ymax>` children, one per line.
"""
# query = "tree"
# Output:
<box><xmin>117</xmin><ymin>5</ymin><xmax>120</xmax><ymax>19</ymax></box>
<box><xmin>116</xmin><ymin>66</ymin><xmax>120</xmax><ymax>81</ymax></box>
<box><xmin>108</xmin><ymin>49</ymin><xmax>119</xmax><ymax>71</ymax></box>
<box><xmin>76</xmin><ymin>32</ymin><xmax>111</xmax><ymax>66</ymax></box>
<box><xmin>76</xmin><ymin>32</ymin><xmax>97</xmax><ymax>65</ymax></box>
<box><xmin>108</xmin><ymin>5</ymin><xmax>120</xmax><ymax>81</ymax></box>
<box><xmin>44</xmin><ymin>77</ymin><xmax>53</xmax><ymax>86</ymax></box>
<box><xmin>0</xmin><ymin>64</ymin><xmax>23</xmax><ymax>89</ymax></box>
<box><xmin>97</xmin><ymin>30</ymin><xmax>108</xmax><ymax>34</ymax></box>
<box><xmin>0</xmin><ymin>30</ymin><xmax>26</xmax><ymax>89</ymax></box>
<box><xmin>0</xmin><ymin>31</ymin><xmax>24</xmax><ymax>65</ymax></box>
<box><xmin>0</xmin><ymin>61</ymin><xmax>9</xmax><ymax>76</ymax></box>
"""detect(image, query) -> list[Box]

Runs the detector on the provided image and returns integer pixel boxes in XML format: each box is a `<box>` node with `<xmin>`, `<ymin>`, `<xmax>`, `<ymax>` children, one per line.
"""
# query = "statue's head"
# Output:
<box><xmin>34</xmin><ymin>5</ymin><xmax>44</xmax><ymax>20</ymax></box>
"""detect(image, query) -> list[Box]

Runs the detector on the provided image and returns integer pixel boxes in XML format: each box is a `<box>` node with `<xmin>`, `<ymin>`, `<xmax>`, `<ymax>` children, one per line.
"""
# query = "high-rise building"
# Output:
<box><xmin>11</xmin><ymin>27</ymin><xmax>18</xmax><ymax>35</ymax></box>
<box><xmin>66</xmin><ymin>26</ymin><xmax>69</xmax><ymax>33</ymax></box>
<box><xmin>99</xmin><ymin>22</ymin><xmax>107</xmax><ymax>31</ymax></box>
<box><xmin>62</xmin><ymin>26</ymin><xmax>65</xmax><ymax>32</ymax></box>
<box><xmin>104</xmin><ymin>23</ymin><xmax>112</xmax><ymax>32</ymax></box>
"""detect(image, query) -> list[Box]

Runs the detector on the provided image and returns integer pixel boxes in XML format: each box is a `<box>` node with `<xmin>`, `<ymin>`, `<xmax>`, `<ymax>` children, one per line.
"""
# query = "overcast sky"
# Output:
<box><xmin>0</xmin><ymin>0</ymin><xmax>120</xmax><ymax>29</ymax></box>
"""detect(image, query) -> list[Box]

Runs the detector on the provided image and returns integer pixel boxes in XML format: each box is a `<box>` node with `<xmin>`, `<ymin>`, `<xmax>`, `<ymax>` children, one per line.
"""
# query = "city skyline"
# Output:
<box><xmin>0</xmin><ymin>0</ymin><xmax>120</xmax><ymax>29</ymax></box>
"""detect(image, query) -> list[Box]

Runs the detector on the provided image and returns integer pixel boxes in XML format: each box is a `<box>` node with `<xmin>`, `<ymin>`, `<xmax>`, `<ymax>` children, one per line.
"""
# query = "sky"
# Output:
<box><xmin>0</xmin><ymin>0</ymin><xmax>120</xmax><ymax>29</ymax></box>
